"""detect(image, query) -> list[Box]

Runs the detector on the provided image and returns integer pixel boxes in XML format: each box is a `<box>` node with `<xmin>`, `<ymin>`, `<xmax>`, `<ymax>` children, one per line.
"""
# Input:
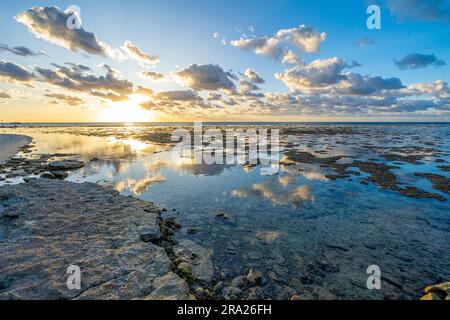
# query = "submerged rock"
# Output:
<box><xmin>173</xmin><ymin>239</ymin><xmax>214</xmax><ymax>284</ymax></box>
<box><xmin>40</xmin><ymin>172</ymin><xmax>55</xmax><ymax>179</ymax></box>
<box><xmin>247</xmin><ymin>269</ymin><xmax>263</xmax><ymax>285</ymax></box>
<box><xmin>48</xmin><ymin>160</ymin><xmax>84</xmax><ymax>171</ymax></box>
<box><xmin>421</xmin><ymin>282</ymin><xmax>450</xmax><ymax>300</ymax></box>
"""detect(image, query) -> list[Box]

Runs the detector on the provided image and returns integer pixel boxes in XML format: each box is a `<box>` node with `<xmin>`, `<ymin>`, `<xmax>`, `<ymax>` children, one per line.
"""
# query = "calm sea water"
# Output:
<box><xmin>1</xmin><ymin>123</ymin><xmax>449</xmax><ymax>299</ymax></box>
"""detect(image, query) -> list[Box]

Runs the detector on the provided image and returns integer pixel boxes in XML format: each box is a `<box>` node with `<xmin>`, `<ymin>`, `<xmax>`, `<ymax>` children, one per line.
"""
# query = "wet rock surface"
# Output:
<box><xmin>1</xmin><ymin>124</ymin><xmax>449</xmax><ymax>300</ymax></box>
<box><xmin>0</xmin><ymin>179</ymin><xmax>189</xmax><ymax>300</ymax></box>
<box><xmin>420</xmin><ymin>282</ymin><xmax>450</xmax><ymax>300</ymax></box>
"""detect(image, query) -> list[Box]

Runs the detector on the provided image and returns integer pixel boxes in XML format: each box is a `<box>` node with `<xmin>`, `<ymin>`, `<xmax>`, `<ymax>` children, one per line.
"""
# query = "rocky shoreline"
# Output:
<box><xmin>0</xmin><ymin>135</ymin><xmax>215</xmax><ymax>299</ymax></box>
<box><xmin>0</xmin><ymin>179</ymin><xmax>194</xmax><ymax>299</ymax></box>
<box><xmin>1</xmin><ymin>130</ymin><xmax>449</xmax><ymax>300</ymax></box>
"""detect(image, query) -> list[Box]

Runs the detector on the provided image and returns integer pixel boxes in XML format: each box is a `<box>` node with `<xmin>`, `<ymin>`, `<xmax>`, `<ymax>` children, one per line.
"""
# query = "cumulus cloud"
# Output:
<box><xmin>275</xmin><ymin>57</ymin><xmax>405</xmax><ymax>97</ymax></box>
<box><xmin>140</xmin><ymin>89</ymin><xmax>211</xmax><ymax>113</ymax></box>
<box><xmin>231</xmin><ymin>24</ymin><xmax>326</xmax><ymax>63</ymax></box>
<box><xmin>35</xmin><ymin>63</ymin><xmax>134</xmax><ymax>101</ymax></box>
<box><xmin>155</xmin><ymin>90</ymin><xmax>201</xmax><ymax>101</ymax></box>
<box><xmin>338</xmin><ymin>73</ymin><xmax>404</xmax><ymax>95</ymax></box>
<box><xmin>0</xmin><ymin>92</ymin><xmax>12</xmax><ymax>99</ymax></box>
<box><xmin>121</xmin><ymin>41</ymin><xmax>159</xmax><ymax>65</ymax></box>
<box><xmin>243</xmin><ymin>68</ymin><xmax>265</xmax><ymax>83</ymax></box>
<box><xmin>141</xmin><ymin>70</ymin><xmax>164</xmax><ymax>81</ymax></box>
<box><xmin>406</xmin><ymin>80</ymin><xmax>450</xmax><ymax>98</ymax></box>
<box><xmin>395</xmin><ymin>53</ymin><xmax>446</xmax><ymax>70</ymax></box>
<box><xmin>275</xmin><ymin>57</ymin><xmax>347</xmax><ymax>92</ymax></box>
<box><xmin>134</xmin><ymin>85</ymin><xmax>154</xmax><ymax>97</ymax></box>
<box><xmin>15</xmin><ymin>6</ymin><xmax>112</xmax><ymax>56</ymax></box>
<box><xmin>44</xmin><ymin>91</ymin><xmax>84</xmax><ymax>106</ymax></box>
<box><xmin>238</xmin><ymin>80</ymin><xmax>262</xmax><ymax>96</ymax></box>
<box><xmin>0</xmin><ymin>44</ymin><xmax>41</xmax><ymax>56</ymax></box>
<box><xmin>0</xmin><ymin>60</ymin><xmax>35</xmax><ymax>84</ymax></box>
<box><xmin>385</xmin><ymin>0</ymin><xmax>450</xmax><ymax>23</ymax></box>
<box><xmin>175</xmin><ymin>64</ymin><xmax>236</xmax><ymax>91</ymax></box>
<box><xmin>15</xmin><ymin>7</ymin><xmax>161</xmax><ymax>65</ymax></box>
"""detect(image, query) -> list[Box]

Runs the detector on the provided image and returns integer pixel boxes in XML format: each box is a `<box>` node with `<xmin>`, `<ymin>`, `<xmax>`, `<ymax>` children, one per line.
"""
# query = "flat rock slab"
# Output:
<box><xmin>48</xmin><ymin>160</ymin><xmax>85</xmax><ymax>171</ymax></box>
<box><xmin>0</xmin><ymin>179</ymin><xmax>189</xmax><ymax>300</ymax></box>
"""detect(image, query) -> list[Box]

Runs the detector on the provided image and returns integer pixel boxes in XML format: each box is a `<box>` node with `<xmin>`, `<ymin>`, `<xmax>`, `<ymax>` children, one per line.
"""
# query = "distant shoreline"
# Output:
<box><xmin>1</xmin><ymin>121</ymin><xmax>449</xmax><ymax>128</ymax></box>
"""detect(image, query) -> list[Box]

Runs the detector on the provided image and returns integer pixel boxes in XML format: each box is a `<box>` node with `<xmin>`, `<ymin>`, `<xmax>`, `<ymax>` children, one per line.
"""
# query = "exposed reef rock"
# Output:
<box><xmin>0</xmin><ymin>179</ymin><xmax>189</xmax><ymax>300</ymax></box>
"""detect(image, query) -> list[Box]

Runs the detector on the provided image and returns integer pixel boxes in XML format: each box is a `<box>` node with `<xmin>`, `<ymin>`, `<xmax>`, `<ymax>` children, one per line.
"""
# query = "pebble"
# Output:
<box><xmin>224</xmin><ymin>286</ymin><xmax>242</xmax><ymax>297</ymax></box>
<box><xmin>50</xmin><ymin>171</ymin><xmax>68</xmax><ymax>180</ymax></box>
<box><xmin>187</xmin><ymin>227</ymin><xmax>199</xmax><ymax>234</ymax></box>
<box><xmin>40</xmin><ymin>173</ymin><xmax>55</xmax><ymax>179</ymax></box>
<box><xmin>247</xmin><ymin>251</ymin><xmax>263</xmax><ymax>260</ymax></box>
<box><xmin>213</xmin><ymin>281</ymin><xmax>224</xmax><ymax>293</ymax></box>
<box><xmin>247</xmin><ymin>292</ymin><xmax>258</xmax><ymax>300</ymax></box>
<box><xmin>231</xmin><ymin>275</ymin><xmax>246</xmax><ymax>288</ymax></box>
<box><xmin>247</xmin><ymin>269</ymin><xmax>263</xmax><ymax>285</ymax></box>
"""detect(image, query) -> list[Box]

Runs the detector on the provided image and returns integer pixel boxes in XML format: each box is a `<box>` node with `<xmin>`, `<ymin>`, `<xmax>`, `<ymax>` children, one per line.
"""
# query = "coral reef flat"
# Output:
<box><xmin>0</xmin><ymin>123</ymin><xmax>449</xmax><ymax>300</ymax></box>
<box><xmin>0</xmin><ymin>179</ymin><xmax>189</xmax><ymax>300</ymax></box>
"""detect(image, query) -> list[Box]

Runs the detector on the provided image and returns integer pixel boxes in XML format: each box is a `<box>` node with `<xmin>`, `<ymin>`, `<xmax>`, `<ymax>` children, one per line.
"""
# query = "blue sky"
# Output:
<box><xmin>0</xmin><ymin>0</ymin><xmax>449</xmax><ymax>122</ymax></box>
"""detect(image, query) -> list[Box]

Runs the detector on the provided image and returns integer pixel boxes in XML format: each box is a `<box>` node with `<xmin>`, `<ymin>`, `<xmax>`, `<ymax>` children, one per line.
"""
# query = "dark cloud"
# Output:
<box><xmin>0</xmin><ymin>92</ymin><xmax>12</xmax><ymax>99</ymax></box>
<box><xmin>275</xmin><ymin>57</ymin><xmax>405</xmax><ymax>96</ymax></box>
<box><xmin>175</xmin><ymin>64</ymin><xmax>236</xmax><ymax>91</ymax></box>
<box><xmin>155</xmin><ymin>90</ymin><xmax>201</xmax><ymax>101</ymax></box>
<box><xmin>141</xmin><ymin>71</ymin><xmax>164</xmax><ymax>81</ymax></box>
<box><xmin>356</xmin><ymin>38</ymin><xmax>374</xmax><ymax>47</ymax></box>
<box><xmin>44</xmin><ymin>91</ymin><xmax>84</xmax><ymax>106</ymax></box>
<box><xmin>395</xmin><ymin>53</ymin><xmax>446</xmax><ymax>70</ymax></box>
<box><xmin>385</xmin><ymin>0</ymin><xmax>450</xmax><ymax>23</ymax></box>
<box><xmin>0</xmin><ymin>60</ymin><xmax>35</xmax><ymax>83</ymax></box>
<box><xmin>347</xmin><ymin>60</ymin><xmax>362</xmax><ymax>68</ymax></box>
<box><xmin>339</xmin><ymin>73</ymin><xmax>404</xmax><ymax>95</ymax></box>
<box><xmin>35</xmin><ymin>63</ymin><xmax>134</xmax><ymax>101</ymax></box>
<box><xmin>0</xmin><ymin>44</ymin><xmax>41</xmax><ymax>56</ymax></box>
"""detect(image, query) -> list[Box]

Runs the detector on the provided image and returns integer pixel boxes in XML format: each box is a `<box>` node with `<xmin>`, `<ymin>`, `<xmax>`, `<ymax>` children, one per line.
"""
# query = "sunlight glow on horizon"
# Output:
<box><xmin>99</xmin><ymin>94</ymin><xmax>156</xmax><ymax>122</ymax></box>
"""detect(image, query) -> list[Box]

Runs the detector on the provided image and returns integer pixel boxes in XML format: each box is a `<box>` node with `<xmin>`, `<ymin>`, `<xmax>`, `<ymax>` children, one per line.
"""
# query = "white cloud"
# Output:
<box><xmin>121</xmin><ymin>41</ymin><xmax>159</xmax><ymax>65</ymax></box>
<box><xmin>231</xmin><ymin>24</ymin><xmax>326</xmax><ymax>63</ymax></box>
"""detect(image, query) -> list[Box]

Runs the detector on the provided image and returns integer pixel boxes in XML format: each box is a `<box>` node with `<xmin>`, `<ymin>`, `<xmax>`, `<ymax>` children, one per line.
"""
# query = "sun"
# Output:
<box><xmin>99</xmin><ymin>94</ymin><xmax>156</xmax><ymax>122</ymax></box>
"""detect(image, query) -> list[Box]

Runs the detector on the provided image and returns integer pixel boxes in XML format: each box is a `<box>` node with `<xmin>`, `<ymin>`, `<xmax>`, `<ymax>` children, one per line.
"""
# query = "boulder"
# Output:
<box><xmin>247</xmin><ymin>269</ymin><xmax>263</xmax><ymax>285</ymax></box>
<box><xmin>50</xmin><ymin>171</ymin><xmax>68</xmax><ymax>180</ymax></box>
<box><xmin>48</xmin><ymin>160</ymin><xmax>84</xmax><ymax>171</ymax></box>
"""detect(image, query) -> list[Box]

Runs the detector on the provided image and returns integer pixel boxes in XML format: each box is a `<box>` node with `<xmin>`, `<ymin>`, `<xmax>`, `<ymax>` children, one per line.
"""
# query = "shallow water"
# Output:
<box><xmin>1</xmin><ymin>124</ymin><xmax>449</xmax><ymax>299</ymax></box>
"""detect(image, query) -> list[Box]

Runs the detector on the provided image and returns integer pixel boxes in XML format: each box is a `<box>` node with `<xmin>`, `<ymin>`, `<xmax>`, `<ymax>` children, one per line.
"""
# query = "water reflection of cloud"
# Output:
<box><xmin>114</xmin><ymin>175</ymin><xmax>165</xmax><ymax>195</ymax></box>
<box><xmin>255</xmin><ymin>231</ymin><xmax>280</xmax><ymax>243</ymax></box>
<box><xmin>232</xmin><ymin>178</ymin><xmax>314</xmax><ymax>206</ymax></box>
<box><xmin>281</xmin><ymin>164</ymin><xmax>329</xmax><ymax>181</ymax></box>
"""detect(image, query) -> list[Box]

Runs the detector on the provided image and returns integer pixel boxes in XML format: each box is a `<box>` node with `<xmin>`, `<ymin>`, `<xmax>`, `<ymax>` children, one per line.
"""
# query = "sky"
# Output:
<box><xmin>0</xmin><ymin>0</ymin><xmax>449</xmax><ymax>122</ymax></box>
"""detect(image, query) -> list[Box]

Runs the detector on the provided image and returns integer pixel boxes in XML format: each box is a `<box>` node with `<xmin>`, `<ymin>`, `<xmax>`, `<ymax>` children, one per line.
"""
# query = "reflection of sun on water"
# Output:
<box><xmin>108</xmin><ymin>137</ymin><xmax>150</xmax><ymax>151</ymax></box>
<box><xmin>99</xmin><ymin>94</ymin><xmax>155</xmax><ymax>122</ymax></box>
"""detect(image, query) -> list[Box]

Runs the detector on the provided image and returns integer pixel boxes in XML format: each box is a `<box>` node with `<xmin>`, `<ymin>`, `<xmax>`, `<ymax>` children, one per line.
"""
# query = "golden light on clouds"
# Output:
<box><xmin>99</xmin><ymin>94</ymin><xmax>156</xmax><ymax>122</ymax></box>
